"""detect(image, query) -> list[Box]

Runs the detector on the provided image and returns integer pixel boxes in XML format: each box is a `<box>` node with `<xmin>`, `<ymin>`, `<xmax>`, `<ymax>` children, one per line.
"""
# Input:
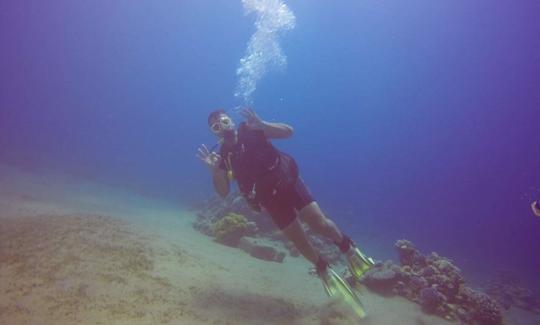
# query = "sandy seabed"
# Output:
<box><xmin>1</xmin><ymin>212</ymin><xmax>317</xmax><ymax>324</ymax></box>
<box><xmin>0</xmin><ymin>165</ymin><xmax>537</xmax><ymax>325</ymax></box>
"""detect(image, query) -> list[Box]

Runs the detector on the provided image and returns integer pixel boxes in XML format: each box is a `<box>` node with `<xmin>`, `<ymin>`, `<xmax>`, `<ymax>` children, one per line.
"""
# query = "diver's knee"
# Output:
<box><xmin>312</xmin><ymin>215</ymin><xmax>332</xmax><ymax>232</ymax></box>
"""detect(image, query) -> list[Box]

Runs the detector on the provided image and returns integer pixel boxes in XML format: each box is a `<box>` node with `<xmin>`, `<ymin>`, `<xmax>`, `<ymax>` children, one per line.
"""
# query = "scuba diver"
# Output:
<box><xmin>197</xmin><ymin>107</ymin><xmax>374</xmax><ymax>318</ymax></box>
<box><xmin>532</xmin><ymin>200</ymin><xmax>540</xmax><ymax>217</ymax></box>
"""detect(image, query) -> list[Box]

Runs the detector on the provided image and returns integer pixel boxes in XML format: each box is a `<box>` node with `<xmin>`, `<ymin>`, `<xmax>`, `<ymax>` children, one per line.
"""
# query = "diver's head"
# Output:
<box><xmin>208</xmin><ymin>109</ymin><xmax>236</xmax><ymax>141</ymax></box>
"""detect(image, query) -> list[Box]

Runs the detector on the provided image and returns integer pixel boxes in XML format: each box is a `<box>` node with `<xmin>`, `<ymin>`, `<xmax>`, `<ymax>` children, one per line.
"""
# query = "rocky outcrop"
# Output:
<box><xmin>359</xmin><ymin>240</ymin><xmax>503</xmax><ymax>325</ymax></box>
<box><xmin>238</xmin><ymin>237</ymin><xmax>286</xmax><ymax>263</ymax></box>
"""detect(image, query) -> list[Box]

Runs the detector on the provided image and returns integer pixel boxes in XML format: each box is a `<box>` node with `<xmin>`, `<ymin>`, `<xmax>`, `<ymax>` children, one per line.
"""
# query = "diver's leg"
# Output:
<box><xmin>300</xmin><ymin>201</ymin><xmax>374</xmax><ymax>279</ymax></box>
<box><xmin>283</xmin><ymin>198</ymin><xmax>373</xmax><ymax>281</ymax></box>
<box><xmin>299</xmin><ymin>202</ymin><xmax>346</xmax><ymax>245</ymax></box>
<box><xmin>281</xmin><ymin>216</ymin><xmax>367</xmax><ymax>319</ymax></box>
<box><xmin>280</xmin><ymin>217</ymin><xmax>321</xmax><ymax>265</ymax></box>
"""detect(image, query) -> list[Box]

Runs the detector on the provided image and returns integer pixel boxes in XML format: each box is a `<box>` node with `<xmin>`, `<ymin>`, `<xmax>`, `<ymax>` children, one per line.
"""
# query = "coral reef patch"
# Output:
<box><xmin>211</xmin><ymin>212</ymin><xmax>255</xmax><ymax>246</ymax></box>
<box><xmin>483</xmin><ymin>270</ymin><xmax>540</xmax><ymax>314</ymax></box>
<box><xmin>360</xmin><ymin>240</ymin><xmax>504</xmax><ymax>324</ymax></box>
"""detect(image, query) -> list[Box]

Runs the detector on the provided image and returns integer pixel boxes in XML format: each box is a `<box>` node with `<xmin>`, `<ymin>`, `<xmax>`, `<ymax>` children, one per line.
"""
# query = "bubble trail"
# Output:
<box><xmin>235</xmin><ymin>0</ymin><xmax>296</xmax><ymax>105</ymax></box>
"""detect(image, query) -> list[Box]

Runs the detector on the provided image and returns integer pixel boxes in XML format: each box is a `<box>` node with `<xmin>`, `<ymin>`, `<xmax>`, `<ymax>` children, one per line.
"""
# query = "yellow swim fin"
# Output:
<box><xmin>319</xmin><ymin>267</ymin><xmax>367</xmax><ymax>319</ymax></box>
<box><xmin>346</xmin><ymin>246</ymin><xmax>375</xmax><ymax>280</ymax></box>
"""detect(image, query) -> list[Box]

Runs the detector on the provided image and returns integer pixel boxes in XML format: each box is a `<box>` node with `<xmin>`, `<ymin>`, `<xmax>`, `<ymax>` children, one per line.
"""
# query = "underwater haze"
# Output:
<box><xmin>2</xmin><ymin>0</ymin><xmax>540</xmax><ymax>297</ymax></box>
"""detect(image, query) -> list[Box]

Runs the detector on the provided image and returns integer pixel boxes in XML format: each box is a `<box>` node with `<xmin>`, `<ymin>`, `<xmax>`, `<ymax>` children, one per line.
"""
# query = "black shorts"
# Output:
<box><xmin>262</xmin><ymin>177</ymin><xmax>315</xmax><ymax>229</ymax></box>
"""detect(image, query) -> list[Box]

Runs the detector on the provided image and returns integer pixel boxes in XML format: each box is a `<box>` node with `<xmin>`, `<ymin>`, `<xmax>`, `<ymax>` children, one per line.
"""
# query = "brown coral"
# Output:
<box><xmin>211</xmin><ymin>212</ymin><xmax>251</xmax><ymax>246</ymax></box>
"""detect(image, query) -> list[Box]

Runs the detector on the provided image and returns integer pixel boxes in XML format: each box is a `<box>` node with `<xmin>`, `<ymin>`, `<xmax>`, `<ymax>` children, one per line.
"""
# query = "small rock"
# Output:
<box><xmin>361</xmin><ymin>263</ymin><xmax>399</xmax><ymax>295</ymax></box>
<box><xmin>238</xmin><ymin>237</ymin><xmax>285</xmax><ymax>263</ymax></box>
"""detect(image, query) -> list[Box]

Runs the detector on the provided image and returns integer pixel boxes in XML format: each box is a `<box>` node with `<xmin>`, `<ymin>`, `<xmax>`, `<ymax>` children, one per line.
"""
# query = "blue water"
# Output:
<box><xmin>1</xmin><ymin>0</ymin><xmax>539</xmax><ymax>294</ymax></box>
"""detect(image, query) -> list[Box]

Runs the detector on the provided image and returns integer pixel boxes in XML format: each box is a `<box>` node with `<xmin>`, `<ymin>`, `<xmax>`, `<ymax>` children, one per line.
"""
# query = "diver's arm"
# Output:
<box><xmin>240</xmin><ymin>107</ymin><xmax>293</xmax><ymax>139</ymax></box>
<box><xmin>212</xmin><ymin>167</ymin><xmax>230</xmax><ymax>198</ymax></box>
<box><xmin>259</xmin><ymin>121</ymin><xmax>294</xmax><ymax>139</ymax></box>
<box><xmin>197</xmin><ymin>144</ymin><xmax>230</xmax><ymax>198</ymax></box>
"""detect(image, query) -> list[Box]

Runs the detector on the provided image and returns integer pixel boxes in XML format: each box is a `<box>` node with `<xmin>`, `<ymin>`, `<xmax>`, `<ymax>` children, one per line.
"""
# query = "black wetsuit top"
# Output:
<box><xmin>220</xmin><ymin>122</ymin><xmax>279</xmax><ymax>194</ymax></box>
<box><xmin>219</xmin><ymin>122</ymin><xmax>296</xmax><ymax>206</ymax></box>
<box><xmin>218</xmin><ymin>122</ymin><xmax>314</xmax><ymax>229</ymax></box>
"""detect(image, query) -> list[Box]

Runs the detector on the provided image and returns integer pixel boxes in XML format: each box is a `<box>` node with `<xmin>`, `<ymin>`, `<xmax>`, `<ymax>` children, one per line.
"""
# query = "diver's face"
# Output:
<box><xmin>210</xmin><ymin>114</ymin><xmax>235</xmax><ymax>138</ymax></box>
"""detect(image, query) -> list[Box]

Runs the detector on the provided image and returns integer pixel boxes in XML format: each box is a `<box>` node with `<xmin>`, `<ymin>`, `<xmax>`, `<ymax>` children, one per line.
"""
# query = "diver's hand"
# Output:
<box><xmin>240</xmin><ymin>107</ymin><xmax>265</xmax><ymax>130</ymax></box>
<box><xmin>196</xmin><ymin>144</ymin><xmax>222</xmax><ymax>169</ymax></box>
<box><xmin>532</xmin><ymin>201</ymin><xmax>540</xmax><ymax>217</ymax></box>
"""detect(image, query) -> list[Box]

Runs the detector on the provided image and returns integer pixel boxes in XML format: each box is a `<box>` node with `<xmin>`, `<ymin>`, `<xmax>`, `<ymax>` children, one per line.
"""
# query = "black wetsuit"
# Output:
<box><xmin>219</xmin><ymin>122</ymin><xmax>314</xmax><ymax>229</ymax></box>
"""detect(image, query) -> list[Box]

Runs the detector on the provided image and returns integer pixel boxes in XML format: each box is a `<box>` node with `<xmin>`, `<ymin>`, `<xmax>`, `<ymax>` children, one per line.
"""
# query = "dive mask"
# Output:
<box><xmin>210</xmin><ymin>116</ymin><xmax>233</xmax><ymax>134</ymax></box>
